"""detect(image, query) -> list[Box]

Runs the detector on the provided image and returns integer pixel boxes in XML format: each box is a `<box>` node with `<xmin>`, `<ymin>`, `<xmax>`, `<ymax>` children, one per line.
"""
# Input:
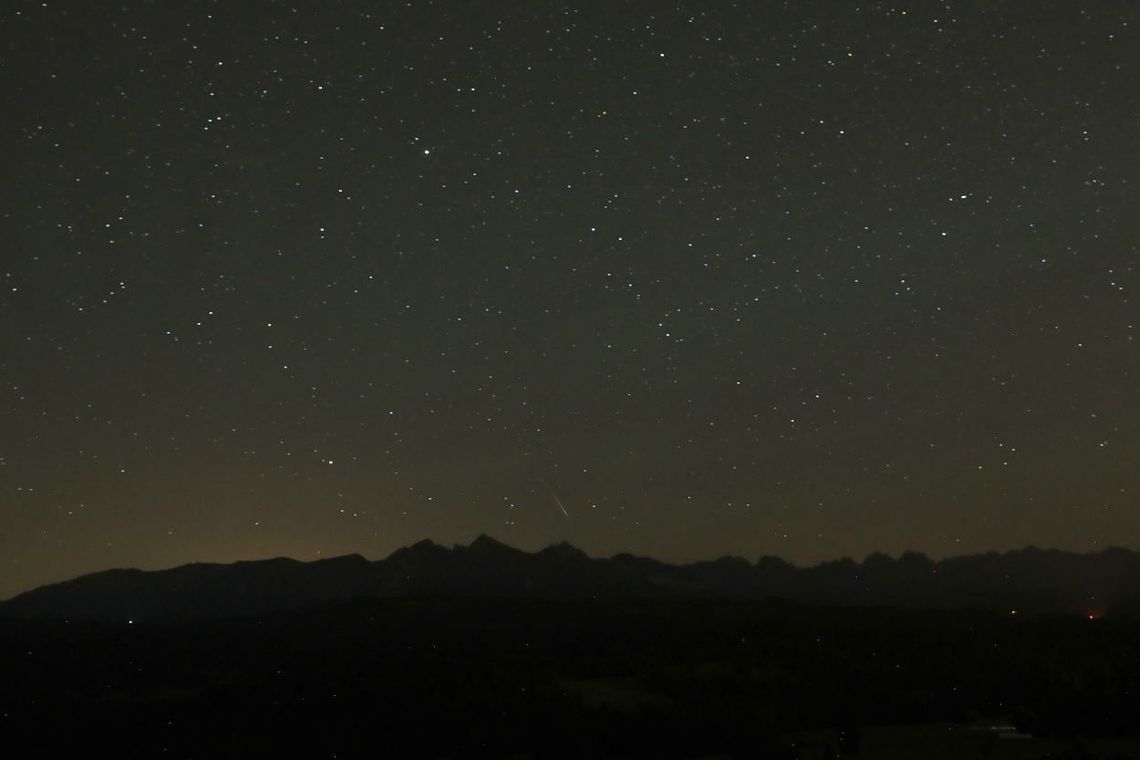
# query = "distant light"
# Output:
<box><xmin>1009</xmin><ymin>609</ymin><xmax>1018</xmax><ymax>616</ymax></box>
<box><xmin>1087</xmin><ymin>613</ymin><xmax>1096</xmax><ymax>621</ymax></box>
<box><xmin>128</xmin><ymin>619</ymin><xmax>134</xmax><ymax>625</ymax></box>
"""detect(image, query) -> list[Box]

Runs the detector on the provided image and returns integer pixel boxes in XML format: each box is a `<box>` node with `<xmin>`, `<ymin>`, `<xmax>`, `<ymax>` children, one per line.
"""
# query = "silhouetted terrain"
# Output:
<box><xmin>3</xmin><ymin>541</ymin><xmax>1140</xmax><ymax>757</ymax></box>
<box><xmin>4</xmin><ymin>537</ymin><xmax>1140</xmax><ymax>622</ymax></box>
<box><xmin>2</xmin><ymin>596</ymin><xmax>1140</xmax><ymax>758</ymax></box>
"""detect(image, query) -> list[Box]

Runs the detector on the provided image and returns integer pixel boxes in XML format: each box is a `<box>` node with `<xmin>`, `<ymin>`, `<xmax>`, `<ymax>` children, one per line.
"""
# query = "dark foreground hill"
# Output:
<box><xmin>2</xmin><ymin>596</ymin><xmax>1140</xmax><ymax>758</ymax></box>
<box><xmin>3</xmin><ymin>536</ymin><xmax>1140</xmax><ymax>622</ymax></box>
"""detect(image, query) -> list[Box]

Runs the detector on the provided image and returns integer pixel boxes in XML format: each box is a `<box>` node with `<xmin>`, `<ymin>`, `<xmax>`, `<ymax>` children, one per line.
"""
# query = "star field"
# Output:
<box><xmin>2</xmin><ymin>1</ymin><xmax>1138</xmax><ymax>598</ymax></box>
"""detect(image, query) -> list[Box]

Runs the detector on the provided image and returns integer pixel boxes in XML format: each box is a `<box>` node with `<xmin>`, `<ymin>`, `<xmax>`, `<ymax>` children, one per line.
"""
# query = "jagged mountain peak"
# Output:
<box><xmin>467</xmin><ymin>533</ymin><xmax>518</xmax><ymax>553</ymax></box>
<box><xmin>538</xmin><ymin>541</ymin><xmax>589</xmax><ymax>560</ymax></box>
<box><xmin>389</xmin><ymin>538</ymin><xmax>445</xmax><ymax>556</ymax></box>
<box><xmin>3</xmin><ymin>540</ymin><xmax>1140</xmax><ymax>623</ymax></box>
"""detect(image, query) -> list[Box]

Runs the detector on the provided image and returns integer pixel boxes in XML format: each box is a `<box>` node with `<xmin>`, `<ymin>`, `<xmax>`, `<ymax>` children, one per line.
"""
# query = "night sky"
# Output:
<box><xmin>3</xmin><ymin>1</ymin><xmax>1139</xmax><ymax>599</ymax></box>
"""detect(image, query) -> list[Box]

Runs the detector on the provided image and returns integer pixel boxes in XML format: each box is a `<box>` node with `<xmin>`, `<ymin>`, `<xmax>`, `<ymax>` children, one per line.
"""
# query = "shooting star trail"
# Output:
<box><xmin>539</xmin><ymin>479</ymin><xmax>571</xmax><ymax>520</ymax></box>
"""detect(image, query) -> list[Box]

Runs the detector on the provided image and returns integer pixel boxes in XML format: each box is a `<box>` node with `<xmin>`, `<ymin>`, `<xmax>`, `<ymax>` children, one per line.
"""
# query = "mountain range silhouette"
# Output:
<box><xmin>3</xmin><ymin>537</ymin><xmax>1139</xmax><ymax>622</ymax></box>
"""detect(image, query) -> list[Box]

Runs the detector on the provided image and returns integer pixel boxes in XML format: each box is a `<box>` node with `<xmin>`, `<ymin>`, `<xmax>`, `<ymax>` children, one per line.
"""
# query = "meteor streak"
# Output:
<box><xmin>539</xmin><ymin>479</ymin><xmax>570</xmax><ymax>520</ymax></box>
